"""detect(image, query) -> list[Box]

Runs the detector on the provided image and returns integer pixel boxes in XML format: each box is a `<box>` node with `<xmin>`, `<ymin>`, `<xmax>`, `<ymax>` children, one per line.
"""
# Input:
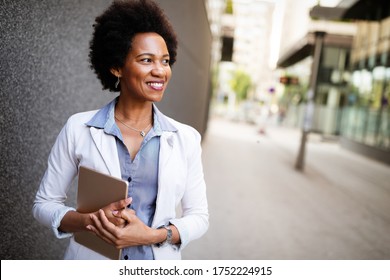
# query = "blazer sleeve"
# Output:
<box><xmin>32</xmin><ymin>116</ymin><xmax>79</xmax><ymax>238</ymax></box>
<box><xmin>169</xmin><ymin>129</ymin><xmax>209</xmax><ymax>249</ymax></box>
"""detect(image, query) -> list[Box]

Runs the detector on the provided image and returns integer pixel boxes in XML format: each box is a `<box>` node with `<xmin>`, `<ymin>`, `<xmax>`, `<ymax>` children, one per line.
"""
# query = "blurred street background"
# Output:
<box><xmin>180</xmin><ymin>0</ymin><xmax>390</xmax><ymax>259</ymax></box>
<box><xmin>183</xmin><ymin>116</ymin><xmax>390</xmax><ymax>259</ymax></box>
<box><xmin>1</xmin><ymin>0</ymin><xmax>389</xmax><ymax>259</ymax></box>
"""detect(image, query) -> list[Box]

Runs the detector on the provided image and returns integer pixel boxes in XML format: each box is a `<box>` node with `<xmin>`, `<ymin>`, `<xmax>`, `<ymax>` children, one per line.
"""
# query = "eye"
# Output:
<box><xmin>140</xmin><ymin>58</ymin><xmax>152</xmax><ymax>63</ymax></box>
<box><xmin>162</xmin><ymin>59</ymin><xmax>170</xmax><ymax>65</ymax></box>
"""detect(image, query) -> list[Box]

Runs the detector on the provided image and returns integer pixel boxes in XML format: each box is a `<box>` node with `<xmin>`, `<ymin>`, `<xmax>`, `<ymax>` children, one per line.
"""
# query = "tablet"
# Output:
<box><xmin>74</xmin><ymin>166</ymin><xmax>128</xmax><ymax>260</ymax></box>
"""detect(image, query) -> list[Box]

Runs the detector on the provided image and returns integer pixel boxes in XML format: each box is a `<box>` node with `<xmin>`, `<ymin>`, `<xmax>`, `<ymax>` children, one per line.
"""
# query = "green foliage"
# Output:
<box><xmin>230</xmin><ymin>69</ymin><xmax>252</xmax><ymax>101</ymax></box>
<box><xmin>225</xmin><ymin>0</ymin><xmax>233</xmax><ymax>14</ymax></box>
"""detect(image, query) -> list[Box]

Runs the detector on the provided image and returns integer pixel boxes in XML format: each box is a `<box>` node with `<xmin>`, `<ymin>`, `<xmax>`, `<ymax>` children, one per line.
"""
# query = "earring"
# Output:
<box><xmin>115</xmin><ymin>76</ymin><xmax>120</xmax><ymax>89</ymax></box>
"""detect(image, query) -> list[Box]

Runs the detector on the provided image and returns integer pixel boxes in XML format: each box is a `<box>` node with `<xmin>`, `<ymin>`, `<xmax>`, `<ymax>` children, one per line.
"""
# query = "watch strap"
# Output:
<box><xmin>156</xmin><ymin>225</ymin><xmax>173</xmax><ymax>247</ymax></box>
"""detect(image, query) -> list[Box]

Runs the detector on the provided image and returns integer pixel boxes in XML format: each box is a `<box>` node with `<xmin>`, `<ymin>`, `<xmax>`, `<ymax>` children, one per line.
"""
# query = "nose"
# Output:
<box><xmin>151</xmin><ymin>64</ymin><xmax>165</xmax><ymax>77</ymax></box>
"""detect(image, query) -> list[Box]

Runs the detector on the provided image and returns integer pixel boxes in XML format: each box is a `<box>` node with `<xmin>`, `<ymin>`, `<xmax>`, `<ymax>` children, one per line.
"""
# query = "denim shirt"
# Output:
<box><xmin>86</xmin><ymin>97</ymin><xmax>176</xmax><ymax>260</ymax></box>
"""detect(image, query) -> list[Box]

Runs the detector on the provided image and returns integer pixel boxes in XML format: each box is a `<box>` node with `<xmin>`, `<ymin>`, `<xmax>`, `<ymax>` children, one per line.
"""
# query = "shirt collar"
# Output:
<box><xmin>85</xmin><ymin>97</ymin><xmax>178</xmax><ymax>135</ymax></box>
<box><xmin>152</xmin><ymin>103</ymin><xmax>178</xmax><ymax>134</ymax></box>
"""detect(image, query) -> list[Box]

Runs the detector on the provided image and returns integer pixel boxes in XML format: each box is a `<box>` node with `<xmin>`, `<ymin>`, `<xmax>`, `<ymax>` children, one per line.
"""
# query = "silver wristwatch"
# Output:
<box><xmin>156</xmin><ymin>225</ymin><xmax>173</xmax><ymax>247</ymax></box>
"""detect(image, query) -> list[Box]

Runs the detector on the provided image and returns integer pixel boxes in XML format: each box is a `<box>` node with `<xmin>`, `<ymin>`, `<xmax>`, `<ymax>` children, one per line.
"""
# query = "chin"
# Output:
<box><xmin>149</xmin><ymin>92</ymin><xmax>164</xmax><ymax>102</ymax></box>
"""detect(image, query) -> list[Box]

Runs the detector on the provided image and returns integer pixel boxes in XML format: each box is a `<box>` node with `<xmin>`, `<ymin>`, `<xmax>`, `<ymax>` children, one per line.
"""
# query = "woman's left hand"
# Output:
<box><xmin>87</xmin><ymin>208</ymin><xmax>154</xmax><ymax>248</ymax></box>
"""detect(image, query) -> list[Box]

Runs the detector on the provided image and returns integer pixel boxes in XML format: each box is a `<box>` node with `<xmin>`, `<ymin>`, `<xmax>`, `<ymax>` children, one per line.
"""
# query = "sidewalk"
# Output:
<box><xmin>182</xmin><ymin>117</ymin><xmax>390</xmax><ymax>260</ymax></box>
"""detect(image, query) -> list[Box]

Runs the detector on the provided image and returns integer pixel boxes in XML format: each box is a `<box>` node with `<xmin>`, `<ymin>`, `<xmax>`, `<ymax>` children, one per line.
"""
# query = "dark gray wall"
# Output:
<box><xmin>0</xmin><ymin>0</ymin><xmax>211</xmax><ymax>259</ymax></box>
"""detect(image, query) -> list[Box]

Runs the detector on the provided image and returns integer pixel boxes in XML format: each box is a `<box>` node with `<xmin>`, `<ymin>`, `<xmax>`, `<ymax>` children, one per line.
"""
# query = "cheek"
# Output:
<box><xmin>166</xmin><ymin>69</ymin><xmax>172</xmax><ymax>82</ymax></box>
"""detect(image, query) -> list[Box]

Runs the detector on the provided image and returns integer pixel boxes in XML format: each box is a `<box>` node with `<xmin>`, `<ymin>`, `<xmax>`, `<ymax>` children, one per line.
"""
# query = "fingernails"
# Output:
<box><xmin>112</xmin><ymin>210</ymin><xmax>119</xmax><ymax>215</ymax></box>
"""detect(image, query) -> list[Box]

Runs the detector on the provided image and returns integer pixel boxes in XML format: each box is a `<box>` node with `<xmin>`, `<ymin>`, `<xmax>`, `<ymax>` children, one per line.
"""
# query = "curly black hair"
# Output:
<box><xmin>89</xmin><ymin>0</ymin><xmax>178</xmax><ymax>92</ymax></box>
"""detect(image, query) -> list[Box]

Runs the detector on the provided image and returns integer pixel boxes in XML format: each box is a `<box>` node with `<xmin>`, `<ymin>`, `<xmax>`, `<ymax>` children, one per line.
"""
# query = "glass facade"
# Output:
<box><xmin>340</xmin><ymin>66</ymin><xmax>390</xmax><ymax>150</ymax></box>
<box><xmin>340</xmin><ymin>17</ymin><xmax>390</xmax><ymax>151</ymax></box>
<box><xmin>281</xmin><ymin>45</ymin><xmax>352</xmax><ymax>136</ymax></box>
<box><xmin>281</xmin><ymin>18</ymin><xmax>390</xmax><ymax>155</ymax></box>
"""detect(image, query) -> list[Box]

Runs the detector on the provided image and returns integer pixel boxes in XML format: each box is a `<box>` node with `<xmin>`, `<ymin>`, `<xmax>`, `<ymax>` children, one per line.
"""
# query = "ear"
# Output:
<box><xmin>110</xmin><ymin>68</ymin><xmax>122</xmax><ymax>77</ymax></box>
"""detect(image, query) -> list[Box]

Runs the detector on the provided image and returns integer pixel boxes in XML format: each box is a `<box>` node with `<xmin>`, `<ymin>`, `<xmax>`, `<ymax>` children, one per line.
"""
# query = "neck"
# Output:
<box><xmin>115</xmin><ymin>98</ymin><xmax>153</xmax><ymax>125</ymax></box>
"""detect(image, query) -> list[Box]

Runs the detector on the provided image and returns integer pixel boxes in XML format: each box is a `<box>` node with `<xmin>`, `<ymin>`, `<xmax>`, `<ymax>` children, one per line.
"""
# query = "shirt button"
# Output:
<box><xmin>127</xmin><ymin>177</ymin><xmax>132</xmax><ymax>182</ymax></box>
<box><xmin>124</xmin><ymin>255</ymin><xmax>128</xmax><ymax>260</ymax></box>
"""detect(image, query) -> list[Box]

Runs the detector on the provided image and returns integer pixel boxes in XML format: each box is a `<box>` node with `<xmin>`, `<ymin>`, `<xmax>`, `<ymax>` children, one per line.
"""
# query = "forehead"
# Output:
<box><xmin>130</xmin><ymin>32</ymin><xmax>169</xmax><ymax>55</ymax></box>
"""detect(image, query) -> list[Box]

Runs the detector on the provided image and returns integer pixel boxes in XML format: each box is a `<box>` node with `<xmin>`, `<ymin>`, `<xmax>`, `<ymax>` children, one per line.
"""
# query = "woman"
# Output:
<box><xmin>32</xmin><ymin>0</ymin><xmax>209</xmax><ymax>260</ymax></box>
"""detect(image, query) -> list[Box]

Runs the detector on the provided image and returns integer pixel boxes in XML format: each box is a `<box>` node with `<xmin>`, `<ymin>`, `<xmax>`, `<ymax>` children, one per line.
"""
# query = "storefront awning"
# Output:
<box><xmin>277</xmin><ymin>32</ymin><xmax>353</xmax><ymax>68</ymax></box>
<box><xmin>310</xmin><ymin>0</ymin><xmax>390</xmax><ymax>21</ymax></box>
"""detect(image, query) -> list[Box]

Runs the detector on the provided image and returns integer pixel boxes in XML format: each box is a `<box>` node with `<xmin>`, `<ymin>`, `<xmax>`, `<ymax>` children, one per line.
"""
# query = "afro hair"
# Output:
<box><xmin>89</xmin><ymin>0</ymin><xmax>178</xmax><ymax>92</ymax></box>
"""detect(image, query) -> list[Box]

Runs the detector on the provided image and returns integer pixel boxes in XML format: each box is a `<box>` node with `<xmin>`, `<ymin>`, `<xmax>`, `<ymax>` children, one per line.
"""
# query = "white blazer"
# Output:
<box><xmin>33</xmin><ymin>106</ymin><xmax>209</xmax><ymax>260</ymax></box>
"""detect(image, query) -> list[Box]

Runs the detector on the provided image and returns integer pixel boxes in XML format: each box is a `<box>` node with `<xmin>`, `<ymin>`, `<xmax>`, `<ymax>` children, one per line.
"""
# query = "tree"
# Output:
<box><xmin>230</xmin><ymin>69</ymin><xmax>252</xmax><ymax>102</ymax></box>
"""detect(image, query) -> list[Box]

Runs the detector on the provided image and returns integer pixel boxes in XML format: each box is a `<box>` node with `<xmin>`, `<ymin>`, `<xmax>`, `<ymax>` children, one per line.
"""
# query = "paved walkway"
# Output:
<box><xmin>182</xmin><ymin>117</ymin><xmax>390</xmax><ymax>260</ymax></box>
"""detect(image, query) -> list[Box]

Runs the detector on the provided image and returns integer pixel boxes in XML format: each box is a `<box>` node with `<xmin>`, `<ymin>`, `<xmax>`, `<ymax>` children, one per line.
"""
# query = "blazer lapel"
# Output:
<box><xmin>89</xmin><ymin>127</ymin><xmax>121</xmax><ymax>178</ymax></box>
<box><xmin>159</xmin><ymin>132</ymin><xmax>175</xmax><ymax>169</ymax></box>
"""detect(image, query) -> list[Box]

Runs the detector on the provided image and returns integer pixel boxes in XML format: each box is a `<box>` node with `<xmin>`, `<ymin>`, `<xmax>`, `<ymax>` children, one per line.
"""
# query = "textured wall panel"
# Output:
<box><xmin>0</xmin><ymin>0</ymin><xmax>114</xmax><ymax>260</ymax></box>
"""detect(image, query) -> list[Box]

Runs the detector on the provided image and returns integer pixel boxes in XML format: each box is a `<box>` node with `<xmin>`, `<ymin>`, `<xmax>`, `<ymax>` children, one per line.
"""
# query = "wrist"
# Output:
<box><xmin>146</xmin><ymin>228</ymin><xmax>159</xmax><ymax>246</ymax></box>
<box><xmin>83</xmin><ymin>212</ymin><xmax>95</xmax><ymax>230</ymax></box>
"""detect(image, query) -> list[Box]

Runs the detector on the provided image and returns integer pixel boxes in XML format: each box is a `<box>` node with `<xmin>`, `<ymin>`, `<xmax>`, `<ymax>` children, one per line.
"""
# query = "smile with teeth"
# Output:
<box><xmin>147</xmin><ymin>82</ymin><xmax>164</xmax><ymax>90</ymax></box>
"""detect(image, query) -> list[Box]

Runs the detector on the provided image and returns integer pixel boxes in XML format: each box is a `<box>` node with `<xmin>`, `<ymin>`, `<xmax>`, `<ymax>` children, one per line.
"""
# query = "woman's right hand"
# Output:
<box><xmin>98</xmin><ymin>197</ymin><xmax>132</xmax><ymax>228</ymax></box>
<box><xmin>59</xmin><ymin>197</ymin><xmax>132</xmax><ymax>233</ymax></box>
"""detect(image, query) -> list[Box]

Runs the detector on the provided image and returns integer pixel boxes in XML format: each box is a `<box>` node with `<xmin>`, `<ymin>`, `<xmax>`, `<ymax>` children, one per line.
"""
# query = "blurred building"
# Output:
<box><xmin>334</xmin><ymin>0</ymin><xmax>390</xmax><ymax>164</ymax></box>
<box><xmin>276</xmin><ymin>0</ymin><xmax>390</xmax><ymax>164</ymax></box>
<box><xmin>214</xmin><ymin>0</ymin><xmax>276</xmax><ymax>120</ymax></box>
<box><xmin>233</xmin><ymin>0</ymin><xmax>275</xmax><ymax>97</ymax></box>
<box><xmin>205</xmin><ymin>0</ymin><xmax>226</xmax><ymax>69</ymax></box>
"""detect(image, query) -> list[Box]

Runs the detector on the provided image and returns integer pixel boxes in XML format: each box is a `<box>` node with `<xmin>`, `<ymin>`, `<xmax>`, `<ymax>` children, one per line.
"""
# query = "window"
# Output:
<box><xmin>221</xmin><ymin>36</ymin><xmax>234</xmax><ymax>62</ymax></box>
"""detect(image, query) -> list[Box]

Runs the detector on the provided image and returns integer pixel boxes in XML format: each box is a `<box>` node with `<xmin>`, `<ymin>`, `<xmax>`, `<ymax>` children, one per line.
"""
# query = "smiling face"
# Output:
<box><xmin>116</xmin><ymin>32</ymin><xmax>172</xmax><ymax>103</ymax></box>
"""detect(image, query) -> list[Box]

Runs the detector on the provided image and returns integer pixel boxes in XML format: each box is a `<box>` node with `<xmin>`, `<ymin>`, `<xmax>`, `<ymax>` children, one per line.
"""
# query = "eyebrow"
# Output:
<box><xmin>136</xmin><ymin>53</ymin><xmax>170</xmax><ymax>58</ymax></box>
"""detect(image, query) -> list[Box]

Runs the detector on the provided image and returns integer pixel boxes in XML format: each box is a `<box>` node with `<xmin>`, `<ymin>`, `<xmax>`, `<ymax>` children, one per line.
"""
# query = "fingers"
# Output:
<box><xmin>112</xmin><ymin>197</ymin><xmax>132</xmax><ymax>210</ymax></box>
<box><xmin>112</xmin><ymin>208</ymin><xmax>136</xmax><ymax>222</ymax></box>
<box><xmin>87</xmin><ymin>224</ymin><xmax>115</xmax><ymax>246</ymax></box>
<box><xmin>100</xmin><ymin>197</ymin><xmax>132</xmax><ymax>227</ymax></box>
<box><xmin>87</xmin><ymin>209</ymin><xmax>148</xmax><ymax>249</ymax></box>
<box><xmin>88</xmin><ymin>210</ymin><xmax>118</xmax><ymax>245</ymax></box>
